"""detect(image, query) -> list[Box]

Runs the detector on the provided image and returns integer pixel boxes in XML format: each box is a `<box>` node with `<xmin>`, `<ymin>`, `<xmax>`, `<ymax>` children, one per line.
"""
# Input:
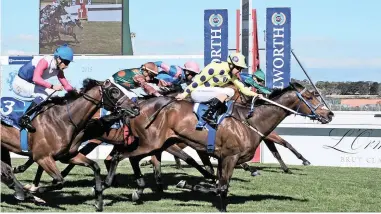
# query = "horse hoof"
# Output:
<box><xmin>176</xmin><ymin>180</ymin><xmax>186</xmax><ymax>189</ymax></box>
<box><xmin>251</xmin><ymin>171</ymin><xmax>260</xmax><ymax>176</ymax></box>
<box><xmin>131</xmin><ymin>191</ymin><xmax>140</xmax><ymax>202</ymax></box>
<box><xmin>205</xmin><ymin>166</ymin><xmax>215</xmax><ymax>175</ymax></box>
<box><xmin>14</xmin><ymin>192</ymin><xmax>26</xmax><ymax>201</ymax></box>
<box><xmin>303</xmin><ymin>160</ymin><xmax>311</xmax><ymax>166</ymax></box>
<box><xmin>284</xmin><ymin>170</ymin><xmax>293</xmax><ymax>174</ymax></box>
<box><xmin>219</xmin><ymin>208</ymin><xmax>227</xmax><ymax>212</ymax></box>
<box><xmin>32</xmin><ymin>195</ymin><xmax>46</xmax><ymax>205</ymax></box>
<box><xmin>94</xmin><ymin>203</ymin><xmax>103</xmax><ymax>212</ymax></box>
<box><xmin>156</xmin><ymin>184</ymin><xmax>164</xmax><ymax>193</ymax></box>
<box><xmin>24</xmin><ymin>184</ymin><xmax>39</xmax><ymax>193</ymax></box>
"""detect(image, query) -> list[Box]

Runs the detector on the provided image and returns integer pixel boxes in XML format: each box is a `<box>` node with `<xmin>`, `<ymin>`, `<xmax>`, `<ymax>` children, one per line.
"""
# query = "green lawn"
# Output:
<box><xmin>1</xmin><ymin>159</ymin><xmax>380</xmax><ymax>212</ymax></box>
<box><xmin>39</xmin><ymin>21</ymin><xmax>122</xmax><ymax>55</ymax></box>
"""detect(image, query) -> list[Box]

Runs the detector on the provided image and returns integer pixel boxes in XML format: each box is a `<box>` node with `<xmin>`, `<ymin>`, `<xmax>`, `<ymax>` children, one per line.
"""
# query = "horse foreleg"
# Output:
<box><xmin>166</xmin><ymin>144</ymin><xmax>216</xmax><ymax>180</ymax></box>
<box><xmin>270</xmin><ymin>133</ymin><xmax>311</xmax><ymax>165</ymax></box>
<box><xmin>151</xmin><ymin>152</ymin><xmax>164</xmax><ymax>193</ymax></box>
<box><xmin>240</xmin><ymin>162</ymin><xmax>261</xmax><ymax>176</ymax></box>
<box><xmin>198</xmin><ymin>151</ymin><xmax>215</xmax><ymax>176</ymax></box>
<box><xmin>130</xmin><ymin>156</ymin><xmax>146</xmax><ymax>203</ymax></box>
<box><xmin>72</xmin><ymin>33</ymin><xmax>79</xmax><ymax>43</ymax></box>
<box><xmin>1</xmin><ymin>146</ymin><xmax>12</xmax><ymax>166</ymax></box>
<box><xmin>264</xmin><ymin>139</ymin><xmax>291</xmax><ymax>173</ymax></box>
<box><xmin>67</xmin><ymin>153</ymin><xmax>104</xmax><ymax>211</ymax></box>
<box><xmin>59</xmin><ymin>141</ymin><xmax>100</xmax><ymax>178</ymax></box>
<box><xmin>217</xmin><ymin>155</ymin><xmax>239</xmax><ymax>212</ymax></box>
<box><xmin>23</xmin><ymin>165</ymin><xmax>44</xmax><ymax>193</ymax></box>
<box><xmin>102</xmin><ymin>150</ymin><xmax>122</xmax><ymax>190</ymax></box>
<box><xmin>33</xmin><ymin>157</ymin><xmax>64</xmax><ymax>193</ymax></box>
<box><xmin>174</xmin><ymin>156</ymin><xmax>182</xmax><ymax>169</ymax></box>
<box><xmin>13</xmin><ymin>158</ymin><xmax>34</xmax><ymax>173</ymax></box>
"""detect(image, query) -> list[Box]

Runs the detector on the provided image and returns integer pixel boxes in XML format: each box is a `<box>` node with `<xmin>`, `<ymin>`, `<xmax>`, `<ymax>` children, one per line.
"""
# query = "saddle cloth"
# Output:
<box><xmin>192</xmin><ymin>100</ymin><xmax>234</xmax><ymax>153</ymax></box>
<box><xmin>1</xmin><ymin>96</ymin><xmax>44</xmax><ymax>152</ymax></box>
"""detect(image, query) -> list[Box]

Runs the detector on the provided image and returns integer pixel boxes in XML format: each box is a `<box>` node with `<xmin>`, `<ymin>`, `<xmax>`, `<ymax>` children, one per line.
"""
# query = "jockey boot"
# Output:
<box><xmin>18</xmin><ymin>102</ymin><xmax>38</xmax><ymax>133</ymax></box>
<box><xmin>202</xmin><ymin>98</ymin><xmax>225</xmax><ymax>126</ymax></box>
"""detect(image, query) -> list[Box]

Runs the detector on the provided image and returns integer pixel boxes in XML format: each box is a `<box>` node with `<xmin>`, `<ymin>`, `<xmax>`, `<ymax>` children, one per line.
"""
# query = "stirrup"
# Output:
<box><xmin>19</xmin><ymin>116</ymin><xmax>36</xmax><ymax>132</ymax></box>
<box><xmin>202</xmin><ymin>113</ymin><xmax>217</xmax><ymax>125</ymax></box>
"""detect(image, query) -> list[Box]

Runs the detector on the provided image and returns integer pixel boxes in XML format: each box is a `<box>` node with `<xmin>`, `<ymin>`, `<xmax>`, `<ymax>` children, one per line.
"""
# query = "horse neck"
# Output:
<box><xmin>246</xmin><ymin>91</ymin><xmax>297</xmax><ymax>136</ymax></box>
<box><xmin>62</xmin><ymin>87</ymin><xmax>102</xmax><ymax>130</ymax></box>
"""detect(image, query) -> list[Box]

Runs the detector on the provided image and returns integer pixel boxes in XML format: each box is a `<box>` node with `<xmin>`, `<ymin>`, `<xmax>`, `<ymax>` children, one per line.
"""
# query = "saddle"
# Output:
<box><xmin>1</xmin><ymin>96</ymin><xmax>44</xmax><ymax>152</ymax></box>
<box><xmin>192</xmin><ymin>100</ymin><xmax>234</xmax><ymax>153</ymax></box>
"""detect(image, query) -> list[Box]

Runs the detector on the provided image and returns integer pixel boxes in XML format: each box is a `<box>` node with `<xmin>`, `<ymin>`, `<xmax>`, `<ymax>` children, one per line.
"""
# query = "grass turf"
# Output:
<box><xmin>39</xmin><ymin>21</ymin><xmax>122</xmax><ymax>55</ymax></box>
<box><xmin>1</xmin><ymin>159</ymin><xmax>380</xmax><ymax>212</ymax></box>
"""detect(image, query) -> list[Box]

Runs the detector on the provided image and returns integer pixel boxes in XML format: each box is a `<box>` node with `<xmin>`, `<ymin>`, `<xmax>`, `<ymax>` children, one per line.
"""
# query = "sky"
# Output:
<box><xmin>1</xmin><ymin>0</ymin><xmax>381</xmax><ymax>82</ymax></box>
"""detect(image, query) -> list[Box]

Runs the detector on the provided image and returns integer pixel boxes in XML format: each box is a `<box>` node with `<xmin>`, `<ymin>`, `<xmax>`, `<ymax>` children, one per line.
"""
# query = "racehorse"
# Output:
<box><xmin>100</xmin><ymin>82</ymin><xmax>333</xmax><ymax>211</ymax></box>
<box><xmin>12</xmin><ymin>86</ymin><xmax>215</xmax><ymax>188</ymax></box>
<box><xmin>140</xmin><ymin>83</ymin><xmax>312</xmax><ymax>175</ymax></box>
<box><xmin>14</xmin><ymin>82</ymin><xmax>313</xmax><ymax>190</ymax></box>
<box><xmin>52</xmin><ymin>18</ymin><xmax>83</xmax><ymax>43</ymax></box>
<box><xmin>1</xmin><ymin>78</ymin><xmax>139</xmax><ymax>211</ymax></box>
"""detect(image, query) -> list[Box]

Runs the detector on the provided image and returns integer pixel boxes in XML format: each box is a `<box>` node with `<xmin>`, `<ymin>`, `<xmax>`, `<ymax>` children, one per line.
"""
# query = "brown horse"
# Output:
<box><xmin>1</xmin><ymin>78</ymin><xmax>139</xmax><ymax>211</ymax></box>
<box><xmin>52</xmin><ymin>19</ymin><xmax>83</xmax><ymax>43</ymax></box>
<box><xmin>141</xmin><ymin>84</ymin><xmax>312</xmax><ymax>175</ymax></box>
<box><xmin>100</xmin><ymin>82</ymin><xmax>333</xmax><ymax>211</ymax></box>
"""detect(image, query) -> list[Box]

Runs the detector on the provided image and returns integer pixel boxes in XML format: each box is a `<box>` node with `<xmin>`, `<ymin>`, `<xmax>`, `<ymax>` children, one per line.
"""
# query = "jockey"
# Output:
<box><xmin>175</xmin><ymin>52</ymin><xmax>264</xmax><ymax>125</ymax></box>
<box><xmin>154</xmin><ymin>61</ymin><xmax>201</xmax><ymax>88</ymax></box>
<box><xmin>12</xmin><ymin>44</ymin><xmax>75</xmax><ymax>133</ymax></box>
<box><xmin>240</xmin><ymin>68</ymin><xmax>272</xmax><ymax>95</ymax></box>
<box><xmin>108</xmin><ymin>62</ymin><xmax>162</xmax><ymax>99</ymax></box>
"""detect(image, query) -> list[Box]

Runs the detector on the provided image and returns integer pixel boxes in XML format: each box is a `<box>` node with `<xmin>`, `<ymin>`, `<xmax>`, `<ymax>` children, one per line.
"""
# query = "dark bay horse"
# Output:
<box><xmin>101</xmin><ymin>82</ymin><xmax>333</xmax><ymax>211</ymax></box>
<box><xmin>1</xmin><ymin>78</ymin><xmax>139</xmax><ymax>211</ymax></box>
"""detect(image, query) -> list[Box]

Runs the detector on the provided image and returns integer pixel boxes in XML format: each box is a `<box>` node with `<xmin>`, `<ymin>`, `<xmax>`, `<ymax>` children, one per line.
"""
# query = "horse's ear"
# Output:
<box><xmin>289</xmin><ymin>82</ymin><xmax>296</xmax><ymax>89</ymax></box>
<box><xmin>103</xmin><ymin>79</ymin><xmax>111</xmax><ymax>88</ymax></box>
<box><xmin>312</xmin><ymin>90</ymin><xmax>321</xmax><ymax>97</ymax></box>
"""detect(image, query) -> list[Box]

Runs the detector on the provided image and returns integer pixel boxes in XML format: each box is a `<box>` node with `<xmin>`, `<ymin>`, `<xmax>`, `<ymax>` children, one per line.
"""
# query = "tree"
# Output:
<box><xmin>370</xmin><ymin>82</ymin><xmax>380</xmax><ymax>95</ymax></box>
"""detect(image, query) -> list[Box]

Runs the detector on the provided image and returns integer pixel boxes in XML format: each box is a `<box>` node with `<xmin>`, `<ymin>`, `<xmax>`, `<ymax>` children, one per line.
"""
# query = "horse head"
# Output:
<box><xmin>252</xmin><ymin>82</ymin><xmax>334</xmax><ymax>124</ymax></box>
<box><xmin>88</xmin><ymin>78</ymin><xmax>140</xmax><ymax>118</ymax></box>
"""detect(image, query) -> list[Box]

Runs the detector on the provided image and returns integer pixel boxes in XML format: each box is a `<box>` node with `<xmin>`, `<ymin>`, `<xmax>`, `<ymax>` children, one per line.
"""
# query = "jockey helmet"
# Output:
<box><xmin>54</xmin><ymin>44</ymin><xmax>74</xmax><ymax>62</ymax></box>
<box><xmin>227</xmin><ymin>52</ymin><xmax>248</xmax><ymax>69</ymax></box>
<box><xmin>183</xmin><ymin>61</ymin><xmax>200</xmax><ymax>74</ymax></box>
<box><xmin>141</xmin><ymin>62</ymin><xmax>159</xmax><ymax>75</ymax></box>
<box><xmin>253</xmin><ymin>69</ymin><xmax>265</xmax><ymax>81</ymax></box>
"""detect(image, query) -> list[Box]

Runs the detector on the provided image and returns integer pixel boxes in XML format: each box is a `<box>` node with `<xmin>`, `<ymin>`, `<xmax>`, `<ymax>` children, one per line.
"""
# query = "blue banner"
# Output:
<box><xmin>204</xmin><ymin>9</ymin><xmax>228</xmax><ymax>67</ymax></box>
<box><xmin>265</xmin><ymin>7</ymin><xmax>291</xmax><ymax>89</ymax></box>
<box><xmin>8</xmin><ymin>56</ymin><xmax>34</xmax><ymax>65</ymax></box>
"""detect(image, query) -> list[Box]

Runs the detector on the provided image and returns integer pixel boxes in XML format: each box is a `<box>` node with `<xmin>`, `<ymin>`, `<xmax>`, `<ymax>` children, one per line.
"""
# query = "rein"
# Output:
<box><xmin>143</xmin><ymin>97</ymin><xmax>176</xmax><ymax>129</ymax></box>
<box><xmin>235</xmin><ymin>85</ymin><xmax>326</xmax><ymax>138</ymax></box>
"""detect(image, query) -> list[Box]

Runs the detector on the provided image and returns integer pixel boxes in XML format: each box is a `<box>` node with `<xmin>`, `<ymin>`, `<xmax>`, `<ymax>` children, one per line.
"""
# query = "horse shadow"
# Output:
<box><xmin>2</xmin><ymin>189</ymin><xmax>132</xmax><ymax>211</ymax></box>
<box><xmin>0</xmin><ymin>194</ymin><xmax>48</xmax><ymax>211</ymax></box>
<box><xmin>117</xmin><ymin>191</ymin><xmax>308</xmax><ymax>210</ymax></box>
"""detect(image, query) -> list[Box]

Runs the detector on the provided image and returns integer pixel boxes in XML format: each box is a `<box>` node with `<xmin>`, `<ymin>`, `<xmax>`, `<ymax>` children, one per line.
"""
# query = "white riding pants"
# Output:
<box><xmin>190</xmin><ymin>87</ymin><xmax>235</xmax><ymax>103</ymax></box>
<box><xmin>108</xmin><ymin>77</ymin><xmax>138</xmax><ymax>99</ymax></box>
<box><xmin>12</xmin><ymin>75</ymin><xmax>55</xmax><ymax>100</ymax></box>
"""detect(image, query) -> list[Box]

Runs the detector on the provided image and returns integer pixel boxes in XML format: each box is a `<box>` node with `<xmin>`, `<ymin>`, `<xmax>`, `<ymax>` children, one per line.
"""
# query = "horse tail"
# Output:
<box><xmin>144</xmin><ymin>97</ymin><xmax>176</xmax><ymax>129</ymax></box>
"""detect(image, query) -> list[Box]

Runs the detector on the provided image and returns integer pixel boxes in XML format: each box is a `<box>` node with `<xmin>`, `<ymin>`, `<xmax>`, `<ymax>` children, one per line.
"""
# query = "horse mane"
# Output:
<box><xmin>254</xmin><ymin>81</ymin><xmax>304</xmax><ymax>106</ymax></box>
<box><xmin>45</xmin><ymin>78</ymin><xmax>100</xmax><ymax>105</ymax></box>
